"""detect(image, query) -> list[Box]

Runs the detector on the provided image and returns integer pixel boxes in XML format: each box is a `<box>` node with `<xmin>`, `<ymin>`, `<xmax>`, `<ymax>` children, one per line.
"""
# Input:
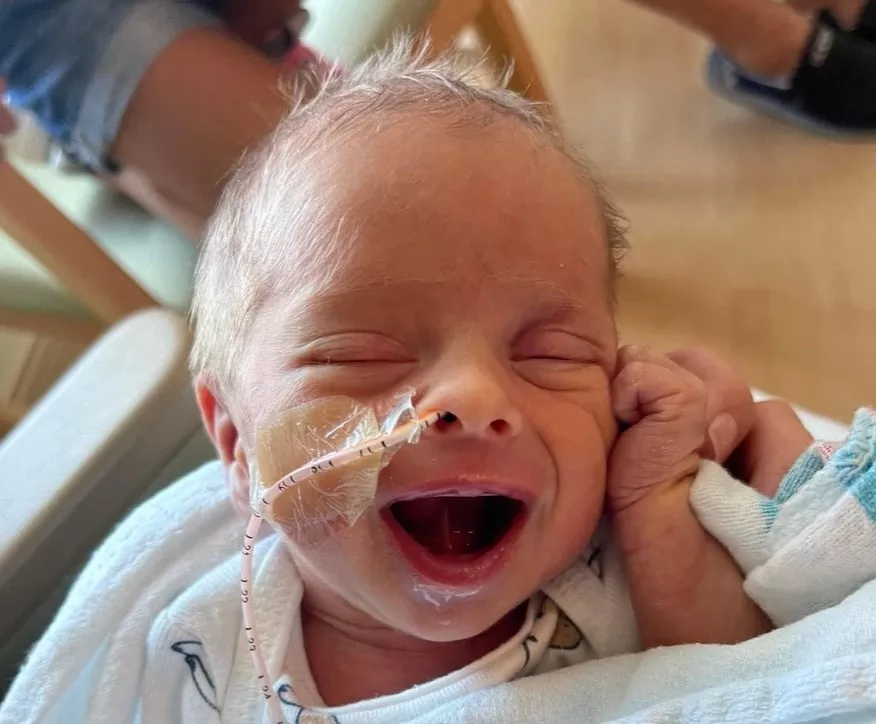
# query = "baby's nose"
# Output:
<box><xmin>433</xmin><ymin>411</ymin><xmax>515</xmax><ymax>438</ymax></box>
<box><xmin>418</xmin><ymin>364</ymin><xmax>523</xmax><ymax>440</ymax></box>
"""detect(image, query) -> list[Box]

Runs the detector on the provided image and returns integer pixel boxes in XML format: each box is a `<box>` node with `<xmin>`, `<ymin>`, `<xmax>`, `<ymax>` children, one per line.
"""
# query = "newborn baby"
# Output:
<box><xmin>9</xmin><ymin>42</ymin><xmax>875</xmax><ymax>724</ymax></box>
<box><xmin>187</xmin><ymin>44</ymin><xmax>770</xmax><ymax>711</ymax></box>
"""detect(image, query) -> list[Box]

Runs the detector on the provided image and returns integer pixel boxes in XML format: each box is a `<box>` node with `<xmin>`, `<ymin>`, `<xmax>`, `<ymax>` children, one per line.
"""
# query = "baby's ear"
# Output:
<box><xmin>194</xmin><ymin>375</ymin><xmax>239</xmax><ymax>462</ymax></box>
<box><xmin>227</xmin><ymin>457</ymin><xmax>253</xmax><ymax>518</ymax></box>
<box><xmin>194</xmin><ymin>376</ymin><xmax>252</xmax><ymax>517</ymax></box>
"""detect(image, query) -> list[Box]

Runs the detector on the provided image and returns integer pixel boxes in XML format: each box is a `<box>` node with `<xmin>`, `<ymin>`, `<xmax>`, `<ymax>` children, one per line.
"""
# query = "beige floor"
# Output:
<box><xmin>515</xmin><ymin>0</ymin><xmax>876</xmax><ymax>422</ymax></box>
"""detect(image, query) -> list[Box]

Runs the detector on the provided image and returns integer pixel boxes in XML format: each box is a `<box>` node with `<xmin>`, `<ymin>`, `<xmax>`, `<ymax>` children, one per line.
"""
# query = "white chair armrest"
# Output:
<box><xmin>0</xmin><ymin>309</ymin><xmax>204</xmax><ymax>654</ymax></box>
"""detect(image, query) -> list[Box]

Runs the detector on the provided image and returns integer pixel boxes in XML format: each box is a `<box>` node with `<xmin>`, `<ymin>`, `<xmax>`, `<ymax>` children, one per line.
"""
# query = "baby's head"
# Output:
<box><xmin>191</xmin><ymin>43</ymin><xmax>627</xmax><ymax>642</ymax></box>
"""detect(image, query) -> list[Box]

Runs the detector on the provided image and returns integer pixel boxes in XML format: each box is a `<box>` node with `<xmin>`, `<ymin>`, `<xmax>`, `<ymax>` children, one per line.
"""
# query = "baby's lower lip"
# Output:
<box><xmin>380</xmin><ymin>495</ymin><xmax>527</xmax><ymax>588</ymax></box>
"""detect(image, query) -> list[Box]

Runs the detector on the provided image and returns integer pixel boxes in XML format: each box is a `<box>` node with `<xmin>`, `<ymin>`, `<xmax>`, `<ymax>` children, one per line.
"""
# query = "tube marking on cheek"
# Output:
<box><xmin>241</xmin><ymin>403</ymin><xmax>442</xmax><ymax>723</ymax></box>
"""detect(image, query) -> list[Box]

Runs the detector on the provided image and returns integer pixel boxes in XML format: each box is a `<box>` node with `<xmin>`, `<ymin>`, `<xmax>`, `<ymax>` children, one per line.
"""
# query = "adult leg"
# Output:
<box><xmin>109</xmin><ymin>27</ymin><xmax>291</xmax><ymax>236</ymax></box>
<box><xmin>787</xmin><ymin>0</ymin><xmax>867</xmax><ymax>28</ymax></box>
<box><xmin>626</xmin><ymin>0</ymin><xmax>811</xmax><ymax>76</ymax></box>
<box><xmin>629</xmin><ymin>0</ymin><xmax>876</xmax><ymax>132</ymax></box>
<box><xmin>1</xmin><ymin>0</ymin><xmax>301</xmax><ymax>239</ymax></box>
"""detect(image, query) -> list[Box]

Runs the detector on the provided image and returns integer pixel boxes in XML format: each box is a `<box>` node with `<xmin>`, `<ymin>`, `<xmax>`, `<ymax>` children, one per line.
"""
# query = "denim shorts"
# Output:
<box><xmin>0</xmin><ymin>0</ymin><xmax>221</xmax><ymax>170</ymax></box>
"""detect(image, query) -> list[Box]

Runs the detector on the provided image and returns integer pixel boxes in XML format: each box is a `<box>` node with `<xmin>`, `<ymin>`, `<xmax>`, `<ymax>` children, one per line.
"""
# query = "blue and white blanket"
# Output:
<box><xmin>693</xmin><ymin>407</ymin><xmax>876</xmax><ymax>627</ymax></box>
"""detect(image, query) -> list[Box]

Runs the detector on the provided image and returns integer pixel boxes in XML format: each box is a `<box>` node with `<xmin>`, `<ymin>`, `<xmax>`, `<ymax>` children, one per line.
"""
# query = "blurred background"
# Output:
<box><xmin>1</xmin><ymin>0</ymin><xmax>873</xmax><ymax>437</ymax></box>
<box><xmin>522</xmin><ymin>0</ymin><xmax>876</xmax><ymax>424</ymax></box>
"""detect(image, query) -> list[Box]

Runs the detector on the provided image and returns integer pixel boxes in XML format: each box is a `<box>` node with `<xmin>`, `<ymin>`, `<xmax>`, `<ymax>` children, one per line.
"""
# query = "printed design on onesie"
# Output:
<box><xmin>277</xmin><ymin>683</ymin><xmax>341</xmax><ymax>724</ymax></box>
<box><xmin>549</xmin><ymin>609</ymin><xmax>584</xmax><ymax>651</ymax></box>
<box><xmin>171</xmin><ymin>640</ymin><xmax>220</xmax><ymax>712</ymax></box>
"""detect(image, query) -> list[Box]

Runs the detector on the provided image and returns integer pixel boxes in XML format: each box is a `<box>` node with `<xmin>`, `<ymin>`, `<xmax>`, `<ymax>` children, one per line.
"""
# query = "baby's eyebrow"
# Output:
<box><xmin>314</xmin><ymin>277</ymin><xmax>592</xmax><ymax>316</ymax></box>
<box><xmin>484</xmin><ymin>274</ymin><xmax>582</xmax><ymax>306</ymax></box>
<box><xmin>481</xmin><ymin>273</ymin><xmax>609</xmax><ymax>315</ymax></box>
<box><xmin>271</xmin><ymin>274</ymin><xmax>606</xmax><ymax>336</ymax></box>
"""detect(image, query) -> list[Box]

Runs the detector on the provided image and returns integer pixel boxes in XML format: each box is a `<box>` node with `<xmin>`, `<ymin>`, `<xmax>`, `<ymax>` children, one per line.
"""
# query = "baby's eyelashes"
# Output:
<box><xmin>307</xmin><ymin>355</ymin><xmax>414</xmax><ymax>366</ymax></box>
<box><xmin>284</xmin><ymin>329</ymin><xmax>612</xmax><ymax>399</ymax></box>
<box><xmin>511</xmin><ymin>329</ymin><xmax>608</xmax><ymax>365</ymax></box>
<box><xmin>506</xmin><ymin>331</ymin><xmax>610</xmax><ymax>392</ymax></box>
<box><xmin>293</xmin><ymin>332</ymin><xmax>416</xmax><ymax>367</ymax></box>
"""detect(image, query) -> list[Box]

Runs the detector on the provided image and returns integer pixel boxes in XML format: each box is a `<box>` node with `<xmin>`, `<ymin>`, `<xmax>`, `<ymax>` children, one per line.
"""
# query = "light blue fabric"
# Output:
<box><xmin>774</xmin><ymin>408</ymin><xmax>876</xmax><ymax>524</ymax></box>
<box><xmin>774</xmin><ymin>447</ymin><xmax>824</xmax><ymax>504</ymax></box>
<box><xmin>830</xmin><ymin>409</ymin><xmax>876</xmax><ymax>521</ymax></box>
<box><xmin>0</xmin><ymin>0</ymin><xmax>220</xmax><ymax>170</ymax></box>
<box><xmin>692</xmin><ymin>408</ymin><xmax>876</xmax><ymax>626</ymax></box>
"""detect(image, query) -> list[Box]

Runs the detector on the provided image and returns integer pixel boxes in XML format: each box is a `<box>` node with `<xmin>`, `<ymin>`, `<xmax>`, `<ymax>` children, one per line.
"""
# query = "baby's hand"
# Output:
<box><xmin>607</xmin><ymin>345</ymin><xmax>771</xmax><ymax>647</ymax></box>
<box><xmin>606</xmin><ymin>345</ymin><xmax>710</xmax><ymax>515</ymax></box>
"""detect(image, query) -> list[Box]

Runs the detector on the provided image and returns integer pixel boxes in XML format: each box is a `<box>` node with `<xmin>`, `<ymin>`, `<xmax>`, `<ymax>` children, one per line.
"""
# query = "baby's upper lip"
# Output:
<box><xmin>378</xmin><ymin>476</ymin><xmax>536</xmax><ymax>508</ymax></box>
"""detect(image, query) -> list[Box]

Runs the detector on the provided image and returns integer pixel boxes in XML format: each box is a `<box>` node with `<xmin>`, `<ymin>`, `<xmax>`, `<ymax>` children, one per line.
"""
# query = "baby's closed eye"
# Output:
<box><xmin>511</xmin><ymin>330</ymin><xmax>610</xmax><ymax>391</ymax></box>
<box><xmin>288</xmin><ymin>333</ymin><xmax>418</xmax><ymax>395</ymax></box>
<box><xmin>296</xmin><ymin>333</ymin><xmax>417</xmax><ymax>367</ymax></box>
<box><xmin>512</xmin><ymin>329</ymin><xmax>602</xmax><ymax>363</ymax></box>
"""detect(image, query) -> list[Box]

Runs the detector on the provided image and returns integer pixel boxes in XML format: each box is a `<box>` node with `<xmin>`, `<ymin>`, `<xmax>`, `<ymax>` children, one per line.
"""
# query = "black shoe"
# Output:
<box><xmin>707</xmin><ymin>22</ymin><xmax>876</xmax><ymax>135</ymax></box>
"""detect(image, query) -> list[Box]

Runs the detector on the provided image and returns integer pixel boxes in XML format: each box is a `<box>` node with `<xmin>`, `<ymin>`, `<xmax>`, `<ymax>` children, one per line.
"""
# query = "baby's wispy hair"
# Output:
<box><xmin>190</xmin><ymin>36</ymin><xmax>628</xmax><ymax>394</ymax></box>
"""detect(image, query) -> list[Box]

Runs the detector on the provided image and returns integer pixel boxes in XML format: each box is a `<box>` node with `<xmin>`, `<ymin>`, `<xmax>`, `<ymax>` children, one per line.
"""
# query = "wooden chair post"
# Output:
<box><xmin>476</xmin><ymin>0</ymin><xmax>549</xmax><ymax>103</ymax></box>
<box><xmin>424</xmin><ymin>0</ymin><xmax>550</xmax><ymax>105</ymax></box>
<box><xmin>0</xmin><ymin>163</ymin><xmax>156</xmax><ymax>328</ymax></box>
<box><xmin>424</xmin><ymin>0</ymin><xmax>485</xmax><ymax>53</ymax></box>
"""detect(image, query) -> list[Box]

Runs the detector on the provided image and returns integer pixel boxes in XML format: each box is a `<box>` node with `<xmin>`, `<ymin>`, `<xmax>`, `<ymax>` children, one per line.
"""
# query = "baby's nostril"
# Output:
<box><xmin>490</xmin><ymin>419</ymin><xmax>510</xmax><ymax>436</ymax></box>
<box><xmin>433</xmin><ymin>412</ymin><xmax>458</xmax><ymax>432</ymax></box>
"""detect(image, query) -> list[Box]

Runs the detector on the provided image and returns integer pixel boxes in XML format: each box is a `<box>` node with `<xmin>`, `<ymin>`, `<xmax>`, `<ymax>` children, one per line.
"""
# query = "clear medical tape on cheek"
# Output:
<box><xmin>251</xmin><ymin>392</ymin><xmax>417</xmax><ymax>542</ymax></box>
<box><xmin>241</xmin><ymin>391</ymin><xmax>445</xmax><ymax>723</ymax></box>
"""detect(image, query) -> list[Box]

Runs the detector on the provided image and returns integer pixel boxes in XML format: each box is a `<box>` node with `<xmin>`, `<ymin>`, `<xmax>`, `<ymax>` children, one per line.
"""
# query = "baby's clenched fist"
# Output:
<box><xmin>607</xmin><ymin>345</ymin><xmax>709</xmax><ymax>515</ymax></box>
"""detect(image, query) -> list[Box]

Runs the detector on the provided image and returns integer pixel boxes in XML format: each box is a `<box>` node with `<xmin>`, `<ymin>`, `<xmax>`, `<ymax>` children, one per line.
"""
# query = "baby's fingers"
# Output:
<box><xmin>613</xmin><ymin>345</ymin><xmax>706</xmax><ymax>425</ymax></box>
<box><xmin>666</xmin><ymin>348</ymin><xmax>755</xmax><ymax>463</ymax></box>
<box><xmin>608</xmin><ymin>346</ymin><xmax>709</xmax><ymax>511</ymax></box>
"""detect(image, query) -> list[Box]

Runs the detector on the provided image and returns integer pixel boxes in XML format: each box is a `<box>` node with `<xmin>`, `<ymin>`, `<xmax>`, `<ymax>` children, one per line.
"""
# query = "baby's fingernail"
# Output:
<box><xmin>707</xmin><ymin>412</ymin><xmax>737</xmax><ymax>461</ymax></box>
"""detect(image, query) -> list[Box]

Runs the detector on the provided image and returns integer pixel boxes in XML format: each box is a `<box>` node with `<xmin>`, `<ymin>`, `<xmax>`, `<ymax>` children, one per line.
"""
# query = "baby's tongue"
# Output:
<box><xmin>392</xmin><ymin>497</ymin><xmax>490</xmax><ymax>556</ymax></box>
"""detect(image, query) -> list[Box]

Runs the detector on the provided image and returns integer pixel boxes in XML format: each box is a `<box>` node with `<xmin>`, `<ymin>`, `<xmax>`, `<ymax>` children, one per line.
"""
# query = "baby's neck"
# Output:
<box><xmin>299</xmin><ymin>602</ymin><xmax>525</xmax><ymax>707</ymax></box>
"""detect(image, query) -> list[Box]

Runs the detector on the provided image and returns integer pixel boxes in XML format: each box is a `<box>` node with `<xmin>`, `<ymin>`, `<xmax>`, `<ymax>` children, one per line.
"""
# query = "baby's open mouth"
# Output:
<box><xmin>382</xmin><ymin>491</ymin><xmax>528</xmax><ymax>587</ymax></box>
<box><xmin>389</xmin><ymin>495</ymin><xmax>524</xmax><ymax>556</ymax></box>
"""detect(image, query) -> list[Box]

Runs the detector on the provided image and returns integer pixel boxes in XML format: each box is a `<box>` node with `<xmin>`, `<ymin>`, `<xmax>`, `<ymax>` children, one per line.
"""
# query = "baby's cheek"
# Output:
<box><xmin>544</xmin><ymin>411</ymin><xmax>609</xmax><ymax>561</ymax></box>
<box><xmin>587</xmin><ymin>372</ymin><xmax>617</xmax><ymax>444</ymax></box>
<box><xmin>536</xmin><ymin>473</ymin><xmax>604</xmax><ymax>587</ymax></box>
<box><xmin>560</xmin><ymin>371</ymin><xmax>616</xmax><ymax>452</ymax></box>
<box><xmin>596</xmin><ymin>394</ymin><xmax>618</xmax><ymax>452</ymax></box>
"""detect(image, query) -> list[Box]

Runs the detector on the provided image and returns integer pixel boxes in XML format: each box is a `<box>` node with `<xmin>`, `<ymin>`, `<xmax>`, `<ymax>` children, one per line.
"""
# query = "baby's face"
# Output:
<box><xmin>235</xmin><ymin>119</ymin><xmax>618</xmax><ymax>641</ymax></box>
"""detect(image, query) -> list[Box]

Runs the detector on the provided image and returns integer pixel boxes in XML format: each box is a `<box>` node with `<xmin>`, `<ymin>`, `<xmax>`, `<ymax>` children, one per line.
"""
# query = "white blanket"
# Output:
<box><xmin>417</xmin><ymin>582</ymin><xmax>876</xmax><ymax>723</ymax></box>
<box><xmin>3</xmin><ymin>411</ymin><xmax>876</xmax><ymax>724</ymax></box>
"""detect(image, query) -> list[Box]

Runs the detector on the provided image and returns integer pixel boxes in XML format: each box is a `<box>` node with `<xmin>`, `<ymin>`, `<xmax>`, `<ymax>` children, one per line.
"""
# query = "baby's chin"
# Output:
<box><xmin>387</xmin><ymin>512</ymin><xmax>603</xmax><ymax>643</ymax></box>
<box><xmin>390</xmin><ymin>593</ymin><xmax>529</xmax><ymax>643</ymax></box>
<box><xmin>365</xmin><ymin>540</ymin><xmax>586</xmax><ymax>644</ymax></box>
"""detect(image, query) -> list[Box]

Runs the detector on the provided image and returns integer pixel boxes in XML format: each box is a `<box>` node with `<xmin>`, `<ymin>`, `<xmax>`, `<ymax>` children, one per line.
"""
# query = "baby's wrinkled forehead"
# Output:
<box><xmin>266</xmin><ymin>113</ymin><xmax>615</xmax><ymax>304</ymax></box>
<box><xmin>190</xmin><ymin>68</ymin><xmax>627</xmax><ymax>397</ymax></box>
